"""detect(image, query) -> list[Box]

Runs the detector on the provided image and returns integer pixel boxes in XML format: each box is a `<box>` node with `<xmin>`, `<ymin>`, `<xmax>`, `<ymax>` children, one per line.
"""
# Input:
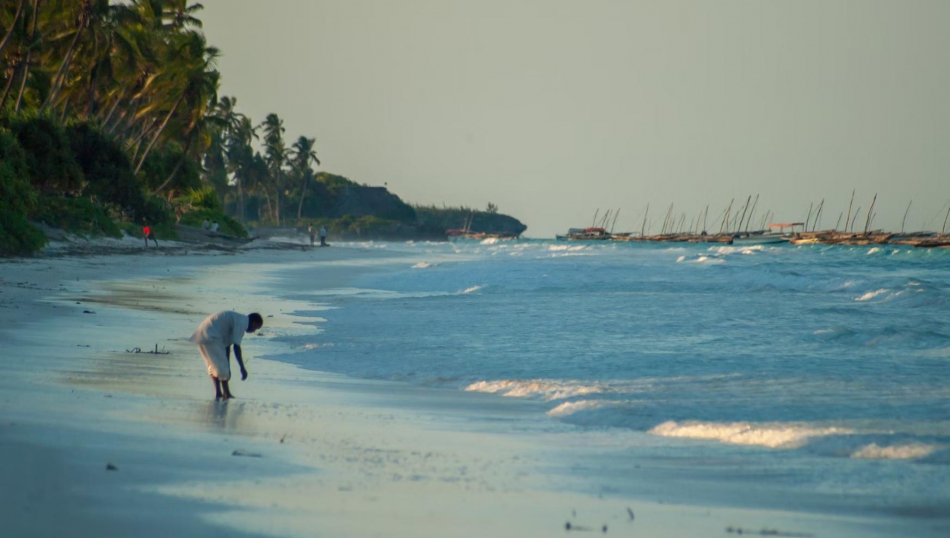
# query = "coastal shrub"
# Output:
<box><xmin>33</xmin><ymin>196</ymin><xmax>123</xmax><ymax>239</ymax></box>
<box><xmin>138</xmin><ymin>145</ymin><xmax>202</xmax><ymax>199</ymax></box>
<box><xmin>180</xmin><ymin>208</ymin><xmax>248</xmax><ymax>238</ymax></box>
<box><xmin>7</xmin><ymin>115</ymin><xmax>83</xmax><ymax>194</ymax></box>
<box><xmin>186</xmin><ymin>186</ymin><xmax>224</xmax><ymax>212</ymax></box>
<box><xmin>67</xmin><ymin>123</ymin><xmax>144</xmax><ymax>215</ymax></box>
<box><xmin>0</xmin><ymin>129</ymin><xmax>47</xmax><ymax>255</ymax></box>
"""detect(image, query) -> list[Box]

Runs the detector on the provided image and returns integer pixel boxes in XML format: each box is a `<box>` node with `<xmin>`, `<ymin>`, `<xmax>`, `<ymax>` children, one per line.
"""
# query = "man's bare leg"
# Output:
<box><xmin>221</xmin><ymin>380</ymin><xmax>234</xmax><ymax>399</ymax></box>
<box><xmin>212</xmin><ymin>377</ymin><xmax>223</xmax><ymax>400</ymax></box>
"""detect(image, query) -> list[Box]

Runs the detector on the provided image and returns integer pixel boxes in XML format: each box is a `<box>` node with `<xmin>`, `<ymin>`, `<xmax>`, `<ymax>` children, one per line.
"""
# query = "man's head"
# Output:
<box><xmin>247</xmin><ymin>313</ymin><xmax>264</xmax><ymax>333</ymax></box>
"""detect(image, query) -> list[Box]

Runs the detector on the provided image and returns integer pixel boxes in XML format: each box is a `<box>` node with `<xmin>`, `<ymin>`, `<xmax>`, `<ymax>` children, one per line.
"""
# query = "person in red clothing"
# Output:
<box><xmin>143</xmin><ymin>223</ymin><xmax>158</xmax><ymax>247</ymax></box>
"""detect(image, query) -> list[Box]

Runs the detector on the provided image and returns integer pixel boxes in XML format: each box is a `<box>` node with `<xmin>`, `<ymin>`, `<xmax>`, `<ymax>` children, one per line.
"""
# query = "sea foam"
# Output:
<box><xmin>855</xmin><ymin>288</ymin><xmax>889</xmax><ymax>301</ymax></box>
<box><xmin>648</xmin><ymin>420</ymin><xmax>852</xmax><ymax>449</ymax></box>
<box><xmin>851</xmin><ymin>443</ymin><xmax>939</xmax><ymax>460</ymax></box>
<box><xmin>465</xmin><ymin>379</ymin><xmax>605</xmax><ymax>401</ymax></box>
<box><xmin>546</xmin><ymin>399</ymin><xmax>611</xmax><ymax>417</ymax></box>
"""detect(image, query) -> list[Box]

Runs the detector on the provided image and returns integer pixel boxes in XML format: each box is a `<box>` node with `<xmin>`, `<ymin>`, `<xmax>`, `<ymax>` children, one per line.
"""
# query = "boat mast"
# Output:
<box><xmin>736</xmin><ymin>195</ymin><xmax>751</xmax><ymax>235</ymax></box>
<box><xmin>812</xmin><ymin>199</ymin><xmax>824</xmax><ymax>232</ymax></box>
<box><xmin>863</xmin><ymin>193</ymin><xmax>877</xmax><ymax>235</ymax></box>
<box><xmin>719</xmin><ymin>199</ymin><xmax>734</xmax><ymax>235</ymax></box>
<box><xmin>901</xmin><ymin>201</ymin><xmax>912</xmax><ymax>234</ymax></box>
<box><xmin>744</xmin><ymin>194</ymin><xmax>759</xmax><ymax>232</ymax></box>
<box><xmin>845</xmin><ymin>189</ymin><xmax>855</xmax><ymax>234</ymax></box>
<box><xmin>641</xmin><ymin>203</ymin><xmax>649</xmax><ymax>237</ymax></box>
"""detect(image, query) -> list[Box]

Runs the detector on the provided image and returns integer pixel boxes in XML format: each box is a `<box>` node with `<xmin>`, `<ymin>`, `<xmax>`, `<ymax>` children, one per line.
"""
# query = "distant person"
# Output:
<box><xmin>190</xmin><ymin>311</ymin><xmax>264</xmax><ymax>400</ymax></box>
<box><xmin>319</xmin><ymin>226</ymin><xmax>328</xmax><ymax>246</ymax></box>
<box><xmin>210</xmin><ymin>221</ymin><xmax>219</xmax><ymax>233</ymax></box>
<box><xmin>142</xmin><ymin>224</ymin><xmax>158</xmax><ymax>248</ymax></box>
<box><xmin>307</xmin><ymin>225</ymin><xmax>316</xmax><ymax>246</ymax></box>
<box><xmin>202</xmin><ymin>219</ymin><xmax>210</xmax><ymax>230</ymax></box>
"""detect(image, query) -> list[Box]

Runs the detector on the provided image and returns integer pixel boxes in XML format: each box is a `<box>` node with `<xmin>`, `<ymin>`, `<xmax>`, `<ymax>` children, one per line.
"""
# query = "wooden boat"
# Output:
<box><xmin>561</xmin><ymin>227</ymin><xmax>611</xmax><ymax>241</ymax></box>
<box><xmin>732</xmin><ymin>232</ymin><xmax>789</xmax><ymax>245</ymax></box>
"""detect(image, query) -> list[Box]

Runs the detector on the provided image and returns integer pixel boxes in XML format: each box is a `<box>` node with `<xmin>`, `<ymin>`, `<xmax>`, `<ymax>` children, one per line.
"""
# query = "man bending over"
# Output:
<box><xmin>190</xmin><ymin>311</ymin><xmax>264</xmax><ymax>399</ymax></box>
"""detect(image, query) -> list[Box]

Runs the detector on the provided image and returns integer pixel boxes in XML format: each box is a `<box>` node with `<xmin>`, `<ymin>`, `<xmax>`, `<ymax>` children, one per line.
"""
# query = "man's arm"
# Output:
<box><xmin>234</xmin><ymin>345</ymin><xmax>248</xmax><ymax>380</ymax></box>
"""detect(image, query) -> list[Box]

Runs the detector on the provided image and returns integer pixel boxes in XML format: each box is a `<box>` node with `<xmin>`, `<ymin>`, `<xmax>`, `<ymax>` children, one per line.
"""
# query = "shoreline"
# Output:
<box><xmin>1</xmin><ymin>244</ymin><xmax>941</xmax><ymax>537</ymax></box>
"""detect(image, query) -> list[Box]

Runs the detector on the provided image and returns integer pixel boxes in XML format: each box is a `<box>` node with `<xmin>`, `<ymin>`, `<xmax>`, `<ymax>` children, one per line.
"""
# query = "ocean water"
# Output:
<box><xmin>268</xmin><ymin>240</ymin><xmax>950</xmax><ymax>520</ymax></box>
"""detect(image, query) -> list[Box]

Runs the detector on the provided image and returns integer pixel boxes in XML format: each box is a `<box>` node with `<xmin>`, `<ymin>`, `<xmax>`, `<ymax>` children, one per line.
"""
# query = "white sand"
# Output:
<box><xmin>0</xmin><ymin>245</ymin><xmax>923</xmax><ymax>537</ymax></box>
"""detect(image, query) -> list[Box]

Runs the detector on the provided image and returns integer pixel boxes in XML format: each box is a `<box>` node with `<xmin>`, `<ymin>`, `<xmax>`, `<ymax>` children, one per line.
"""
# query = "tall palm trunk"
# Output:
<box><xmin>128</xmin><ymin>118</ymin><xmax>156</xmax><ymax>161</ymax></box>
<box><xmin>275</xmin><ymin>170</ymin><xmax>281</xmax><ymax>226</ymax></box>
<box><xmin>150</xmin><ymin>135</ymin><xmax>193</xmax><ymax>195</ymax></box>
<box><xmin>0</xmin><ymin>0</ymin><xmax>25</xmax><ymax>58</ymax></box>
<box><xmin>237</xmin><ymin>175</ymin><xmax>245</xmax><ymax>223</ymax></box>
<box><xmin>42</xmin><ymin>20</ymin><xmax>87</xmax><ymax>113</ymax></box>
<box><xmin>296</xmin><ymin>173</ymin><xmax>308</xmax><ymax>219</ymax></box>
<box><xmin>99</xmin><ymin>87</ymin><xmax>124</xmax><ymax>126</ymax></box>
<box><xmin>134</xmin><ymin>92</ymin><xmax>184</xmax><ymax>175</ymax></box>
<box><xmin>0</xmin><ymin>67</ymin><xmax>19</xmax><ymax>108</ymax></box>
<box><xmin>261</xmin><ymin>184</ymin><xmax>273</xmax><ymax>222</ymax></box>
<box><xmin>13</xmin><ymin>0</ymin><xmax>39</xmax><ymax>113</ymax></box>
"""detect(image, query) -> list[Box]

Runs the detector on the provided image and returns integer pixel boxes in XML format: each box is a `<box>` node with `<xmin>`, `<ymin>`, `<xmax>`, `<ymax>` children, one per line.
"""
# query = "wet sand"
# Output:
<box><xmin>0</xmin><ymin>244</ymin><xmax>925</xmax><ymax>537</ymax></box>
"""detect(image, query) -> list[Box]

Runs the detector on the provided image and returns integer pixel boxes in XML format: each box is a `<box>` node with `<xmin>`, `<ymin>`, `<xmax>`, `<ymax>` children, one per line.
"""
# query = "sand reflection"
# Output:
<box><xmin>201</xmin><ymin>400</ymin><xmax>248</xmax><ymax>432</ymax></box>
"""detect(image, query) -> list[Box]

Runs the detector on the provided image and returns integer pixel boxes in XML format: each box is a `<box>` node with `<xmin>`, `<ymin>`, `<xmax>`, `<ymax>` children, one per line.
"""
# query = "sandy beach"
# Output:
<box><xmin>1</xmin><ymin>240</ymin><xmax>941</xmax><ymax>537</ymax></box>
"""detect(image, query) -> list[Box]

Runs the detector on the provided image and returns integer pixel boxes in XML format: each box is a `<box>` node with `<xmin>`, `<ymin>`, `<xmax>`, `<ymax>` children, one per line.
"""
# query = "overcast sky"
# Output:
<box><xmin>202</xmin><ymin>0</ymin><xmax>950</xmax><ymax>237</ymax></box>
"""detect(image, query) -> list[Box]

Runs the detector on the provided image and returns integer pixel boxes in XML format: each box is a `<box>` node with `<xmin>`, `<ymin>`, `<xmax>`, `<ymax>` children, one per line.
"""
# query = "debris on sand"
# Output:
<box><xmin>232</xmin><ymin>450</ymin><xmax>263</xmax><ymax>458</ymax></box>
<box><xmin>726</xmin><ymin>526</ymin><xmax>814</xmax><ymax>537</ymax></box>
<box><xmin>125</xmin><ymin>344</ymin><xmax>169</xmax><ymax>355</ymax></box>
<box><xmin>106</xmin><ymin>463</ymin><xmax>118</xmax><ymax>471</ymax></box>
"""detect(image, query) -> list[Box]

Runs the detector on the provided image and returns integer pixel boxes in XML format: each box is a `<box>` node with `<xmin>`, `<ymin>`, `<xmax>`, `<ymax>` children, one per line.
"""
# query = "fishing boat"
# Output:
<box><xmin>732</xmin><ymin>232</ymin><xmax>789</xmax><ymax>245</ymax></box>
<box><xmin>557</xmin><ymin>227</ymin><xmax>611</xmax><ymax>241</ymax></box>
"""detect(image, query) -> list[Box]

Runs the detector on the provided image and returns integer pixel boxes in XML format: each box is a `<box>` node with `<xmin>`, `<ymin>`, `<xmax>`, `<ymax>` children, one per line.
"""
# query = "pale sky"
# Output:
<box><xmin>202</xmin><ymin>0</ymin><xmax>950</xmax><ymax>237</ymax></box>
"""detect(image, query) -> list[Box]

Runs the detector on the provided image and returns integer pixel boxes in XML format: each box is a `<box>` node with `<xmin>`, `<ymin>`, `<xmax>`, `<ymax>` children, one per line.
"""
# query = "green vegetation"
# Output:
<box><xmin>0</xmin><ymin>128</ymin><xmax>46</xmax><ymax>254</ymax></box>
<box><xmin>0</xmin><ymin>1</ymin><xmax>266</xmax><ymax>254</ymax></box>
<box><xmin>34</xmin><ymin>195</ymin><xmax>122</xmax><ymax>238</ymax></box>
<box><xmin>414</xmin><ymin>204</ymin><xmax>527</xmax><ymax>236</ymax></box>
<box><xmin>0</xmin><ymin>1</ymin><xmax>524</xmax><ymax>254</ymax></box>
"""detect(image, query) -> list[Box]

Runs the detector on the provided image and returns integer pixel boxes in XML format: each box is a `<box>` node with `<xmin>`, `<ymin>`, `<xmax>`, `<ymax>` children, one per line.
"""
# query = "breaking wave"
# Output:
<box><xmin>648</xmin><ymin>420</ymin><xmax>853</xmax><ymax>449</ymax></box>
<box><xmin>851</xmin><ymin>443</ymin><xmax>940</xmax><ymax>460</ymax></box>
<box><xmin>855</xmin><ymin>288</ymin><xmax>889</xmax><ymax>301</ymax></box>
<box><xmin>708</xmin><ymin>245</ymin><xmax>766</xmax><ymax>256</ymax></box>
<box><xmin>546</xmin><ymin>399</ymin><xmax>612</xmax><ymax>417</ymax></box>
<box><xmin>465</xmin><ymin>379</ymin><xmax>606</xmax><ymax>401</ymax></box>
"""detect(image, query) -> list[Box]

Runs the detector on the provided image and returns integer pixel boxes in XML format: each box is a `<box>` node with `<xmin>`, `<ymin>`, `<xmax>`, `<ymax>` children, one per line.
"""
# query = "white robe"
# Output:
<box><xmin>190</xmin><ymin>311</ymin><xmax>249</xmax><ymax>380</ymax></box>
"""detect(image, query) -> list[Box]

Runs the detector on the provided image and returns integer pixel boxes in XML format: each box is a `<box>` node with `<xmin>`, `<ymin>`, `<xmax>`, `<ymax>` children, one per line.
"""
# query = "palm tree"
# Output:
<box><xmin>134</xmin><ymin>31</ymin><xmax>219</xmax><ymax>176</ymax></box>
<box><xmin>0</xmin><ymin>0</ymin><xmax>26</xmax><ymax>59</ymax></box>
<box><xmin>40</xmin><ymin>0</ymin><xmax>100</xmax><ymax>114</ymax></box>
<box><xmin>260</xmin><ymin>112</ymin><xmax>287</xmax><ymax>226</ymax></box>
<box><xmin>13</xmin><ymin>0</ymin><xmax>40</xmax><ymax>113</ymax></box>
<box><xmin>226</xmin><ymin>115</ymin><xmax>257</xmax><ymax>223</ymax></box>
<box><xmin>291</xmin><ymin>135</ymin><xmax>320</xmax><ymax>219</ymax></box>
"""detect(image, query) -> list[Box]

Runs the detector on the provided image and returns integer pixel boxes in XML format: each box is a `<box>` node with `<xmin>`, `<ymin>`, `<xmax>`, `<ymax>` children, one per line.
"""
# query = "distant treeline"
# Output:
<box><xmin>414</xmin><ymin>204</ymin><xmax>528</xmax><ymax>236</ymax></box>
<box><xmin>0</xmin><ymin>1</ymin><xmax>525</xmax><ymax>254</ymax></box>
